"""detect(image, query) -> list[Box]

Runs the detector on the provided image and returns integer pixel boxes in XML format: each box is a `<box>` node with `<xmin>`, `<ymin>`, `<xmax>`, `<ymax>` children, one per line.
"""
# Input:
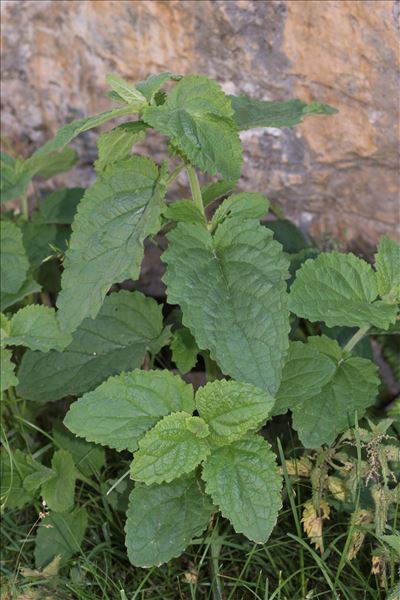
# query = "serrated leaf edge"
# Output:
<box><xmin>201</xmin><ymin>436</ymin><xmax>283</xmax><ymax>543</ymax></box>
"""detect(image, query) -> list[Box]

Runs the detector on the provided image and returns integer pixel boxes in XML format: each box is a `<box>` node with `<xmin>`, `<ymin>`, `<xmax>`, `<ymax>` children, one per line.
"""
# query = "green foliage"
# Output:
<box><xmin>374</xmin><ymin>235</ymin><xmax>400</xmax><ymax>303</ymax></box>
<box><xmin>3</xmin><ymin>71</ymin><xmax>397</xmax><ymax>580</ymax></box>
<box><xmin>230</xmin><ymin>94</ymin><xmax>337</xmax><ymax>130</ymax></box>
<box><xmin>34</xmin><ymin>508</ymin><xmax>88</xmax><ymax>569</ymax></box>
<box><xmin>273</xmin><ymin>340</ymin><xmax>336</xmax><ymax>415</ymax></box>
<box><xmin>307</xmin><ymin>333</ymin><xmax>344</xmax><ymax>360</ymax></box>
<box><xmin>56</xmin><ymin>157</ymin><xmax>168</xmax><ymax>332</ymax></box>
<box><xmin>22</xmin><ymin>463</ymin><xmax>54</xmax><ymax>493</ymax></box>
<box><xmin>289</xmin><ymin>252</ymin><xmax>398</xmax><ymax>329</ymax></box>
<box><xmin>286</xmin><ymin>339</ymin><xmax>380</xmax><ymax>447</ymax></box>
<box><xmin>1</xmin><ymin>151</ymin><xmax>32</xmax><ymax>203</ymax></box>
<box><xmin>35</xmin><ymin>188</ymin><xmax>84</xmax><ymax>224</ymax></box>
<box><xmin>22</xmin><ymin>220</ymin><xmax>68</xmax><ymax>269</ymax></box>
<box><xmin>26</xmin><ymin>146</ymin><xmax>78</xmax><ymax>180</ymax></box>
<box><xmin>1</xmin><ymin>449</ymin><xmax>38</xmax><ymax>508</ymax></box>
<box><xmin>33</xmin><ymin>106</ymin><xmax>135</xmax><ymax>155</ymax></box>
<box><xmin>66</xmin><ymin>369</ymin><xmax>285</xmax><ymax>564</ymax></box>
<box><xmin>264</xmin><ymin>218</ymin><xmax>312</xmax><ymax>254</ymax></box>
<box><xmin>170</xmin><ymin>327</ymin><xmax>199</xmax><ymax>374</ymax></box>
<box><xmin>163</xmin><ymin>218</ymin><xmax>290</xmax><ymax>395</ymax></box>
<box><xmin>143</xmin><ymin>75</ymin><xmax>242</xmax><ymax>180</ymax></box>
<box><xmin>201</xmin><ymin>178</ymin><xmax>236</xmax><ymax>206</ymax></box>
<box><xmin>0</xmin><ymin>220</ymin><xmax>30</xmax><ymax>295</ymax></box>
<box><xmin>105</xmin><ymin>74</ymin><xmax>148</xmax><ymax>108</ymax></box>
<box><xmin>211</xmin><ymin>192</ymin><xmax>269</xmax><ymax>228</ymax></box>
<box><xmin>163</xmin><ymin>200</ymin><xmax>206</xmax><ymax>225</ymax></box>
<box><xmin>125</xmin><ymin>473</ymin><xmax>214</xmax><ymax>567</ymax></box>
<box><xmin>202</xmin><ymin>435</ymin><xmax>282</xmax><ymax>542</ymax></box>
<box><xmin>136</xmin><ymin>72</ymin><xmax>181</xmax><ymax>103</ymax></box>
<box><xmin>380</xmin><ymin>334</ymin><xmax>400</xmax><ymax>382</ymax></box>
<box><xmin>0</xmin><ymin>220</ymin><xmax>43</xmax><ymax>311</ymax></box>
<box><xmin>1</xmin><ymin>147</ymin><xmax>78</xmax><ymax>202</ymax></box>
<box><xmin>381</xmin><ymin>535</ymin><xmax>400</xmax><ymax>556</ymax></box>
<box><xmin>1</xmin><ymin>305</ymin><xmax>71</xmax><ymax>351</ymax></box>
<box><xmin>1</xmin><ymin>348</ymin><xmax>18</xmax><ymax>392</ymax></box>
<box><xmin>94</xmin><ymin>121</ymin><xmax>148</xmax><ymax>172</ymax></box>
<box><xmin>52</xmin><ymin>423</ymin><xmax>106</xmax><ymax>477</ymax></box>
<box><xmin>41</xmin><ymin>449</ymin><xmax>76</xmax><ymax>512</ymax></box>
<box><xmin>131</xmin><ymin>412</ymin><xmax>211</xmax><ymax>484</ymax></box>
<box><xmin>17</xmin><ymin>291</ymin><xmax>165</xmax><ymax>402</ymax></box>
<box><xmin>64</xmin><ymin>370</ymin><xmax>194</xmax><ymax>452</ymax></box>
<box><xmin>196</xmin><ymin>380</ymin><xmax>274</xmax><ymax>446</ymax></box>
<box><xmin>0</xmin><ymin>277</ymin><xmax>41</xmax><ymax>312</ymax></box>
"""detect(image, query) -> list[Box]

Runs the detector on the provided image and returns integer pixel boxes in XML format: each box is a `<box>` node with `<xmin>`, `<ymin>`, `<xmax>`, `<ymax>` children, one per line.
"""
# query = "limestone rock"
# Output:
<box><xmin>1</xmin><ymin>0</ymin><xmax>399</xmax><ymax>250</ymax></box>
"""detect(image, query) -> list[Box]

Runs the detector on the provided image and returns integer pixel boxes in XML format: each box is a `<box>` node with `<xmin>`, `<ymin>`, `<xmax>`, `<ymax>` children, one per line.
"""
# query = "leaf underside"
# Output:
<box><xmin>33</xmin><ymin>107</ymin><xmax>136</xmax><ymax>156</ymax></box>
<box><xmin>374</xmin><ymin>235</ymin><xmax>400</xmax><ymax>302</ymax></box>
<box><xmin>229</xmin><ymin>94</ymin><xmax>337</xmax><ymax>130</ymax></box>
<box><xmin>95</xmin><ymin>122</ymin><xmax>148</xmax><ymax>172</ymax></box>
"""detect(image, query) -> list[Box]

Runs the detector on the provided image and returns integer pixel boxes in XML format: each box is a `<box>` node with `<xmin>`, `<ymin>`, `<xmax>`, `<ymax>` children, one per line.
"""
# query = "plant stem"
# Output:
<box><xmin>20</xmin><ymin>192</ymin><xmax>29</xmax><ymax>220</ymax></box>
<box><xmin>106</xmin><ymin>469</ymin><xmax>130</xmax><ymax>496</ymax></box>
<box><xmin>186</xmin><ymin>164</ymin><xmax>204</xmax><ymax>214</ymax></box>
<box><xmin>202</xmin><ymin>352</ymin><xmax>219</xmax><ymax>383</ymax></box>
<box><xmin>166</xmin><ymin>162</ymin><xmax>185</xmax><ymax>187</ymax></box>
<box><xmin>343</xmin><ymin>325</ymin><xmax>370</xmax><ymax>353</ymax></box>
<box><xmin>269</xmin><ymin>202</ymin><xmax>285</xmax><ymax>219</ymax></box>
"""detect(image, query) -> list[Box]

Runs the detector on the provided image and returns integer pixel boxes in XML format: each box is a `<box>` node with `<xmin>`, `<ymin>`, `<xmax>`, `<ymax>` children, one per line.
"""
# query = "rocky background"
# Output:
<box><xmin>1</xmin><ymin>0</ymin><xmax>399</xmax><ymax>251</ymax></box>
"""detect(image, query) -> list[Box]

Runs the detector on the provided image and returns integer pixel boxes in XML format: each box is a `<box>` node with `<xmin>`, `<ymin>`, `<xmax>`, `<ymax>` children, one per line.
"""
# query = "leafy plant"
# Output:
<box><xmin>1</xmin><ymin>71</ymin><xmax>399</xmax><ymax>579</ymax></box>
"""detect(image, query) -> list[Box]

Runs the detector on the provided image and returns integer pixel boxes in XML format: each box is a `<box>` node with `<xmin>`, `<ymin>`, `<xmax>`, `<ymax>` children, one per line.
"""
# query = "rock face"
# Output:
<box><xmin>1</xmin><ymin>0</ymin><xmax>399</xmax><ymax>250</ymax></box>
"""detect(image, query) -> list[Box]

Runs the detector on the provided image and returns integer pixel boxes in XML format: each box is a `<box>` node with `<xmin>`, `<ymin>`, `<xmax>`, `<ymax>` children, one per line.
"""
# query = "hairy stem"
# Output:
<box><xmin>343</xmin><ymin>325</ymin><xmax>370</xmax><ymax>354</ymax></box>
<box><xmin>186</xmin><ymin>164</ymin><xmax>204</xmax><ymax>214</ymax></box>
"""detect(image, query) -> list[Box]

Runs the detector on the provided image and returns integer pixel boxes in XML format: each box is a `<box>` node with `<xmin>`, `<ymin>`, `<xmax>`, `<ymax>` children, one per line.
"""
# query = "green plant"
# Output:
<box><xmin>1</xmin><ymin>72</ymin><xmax>399</xmax><ymax>577</ymax></box>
